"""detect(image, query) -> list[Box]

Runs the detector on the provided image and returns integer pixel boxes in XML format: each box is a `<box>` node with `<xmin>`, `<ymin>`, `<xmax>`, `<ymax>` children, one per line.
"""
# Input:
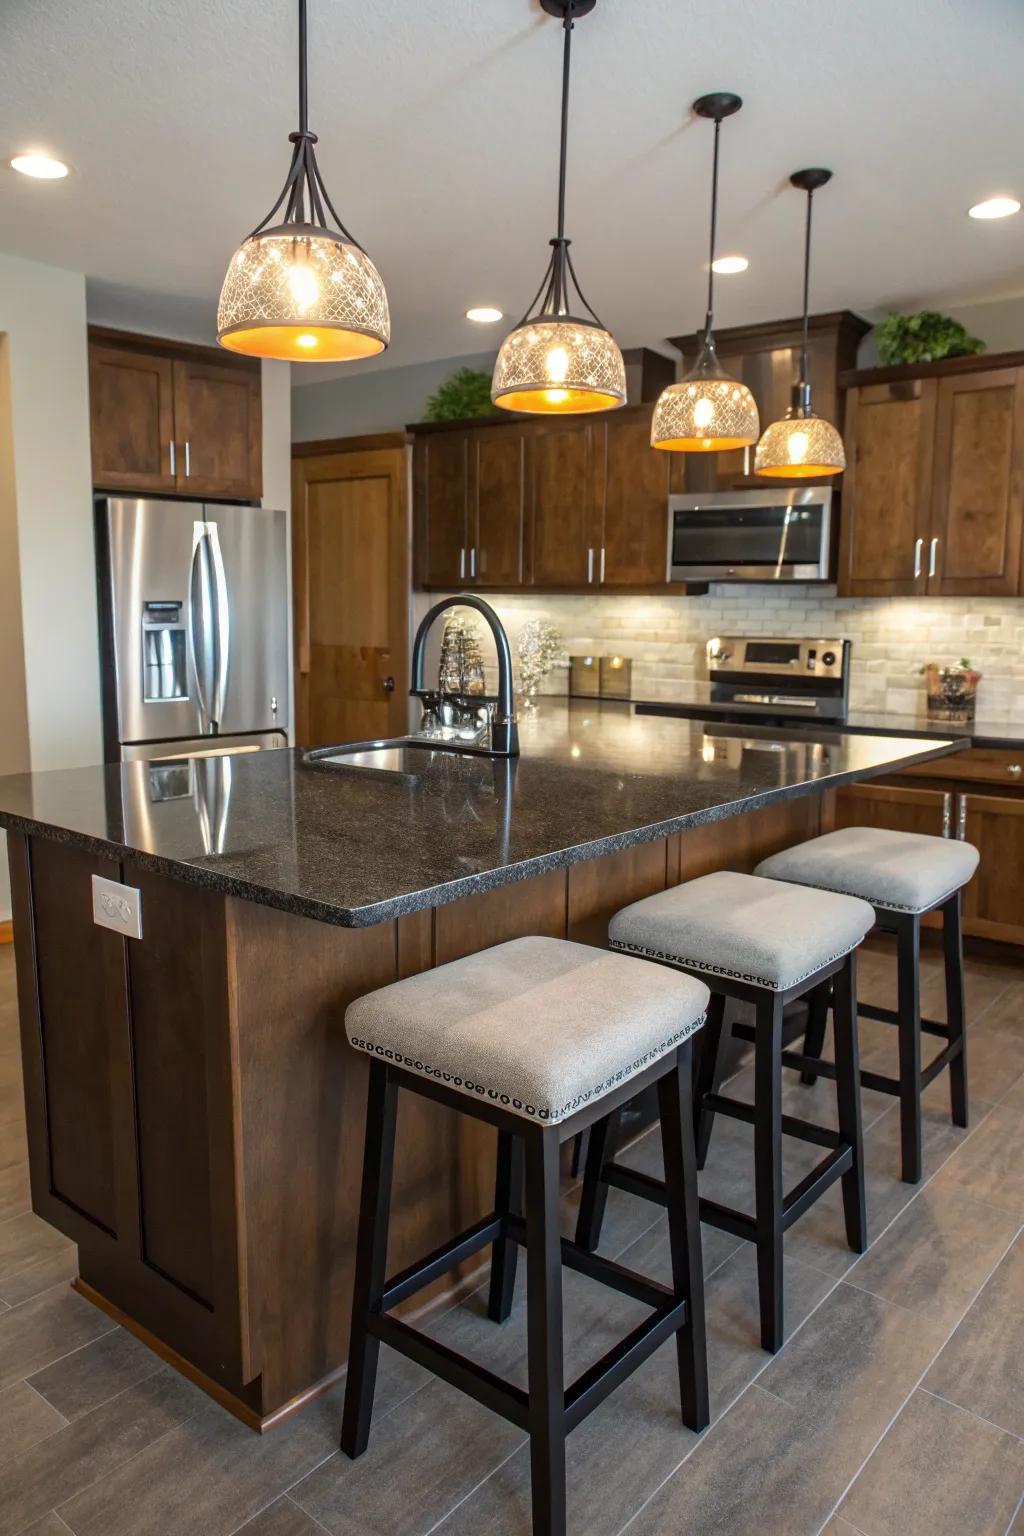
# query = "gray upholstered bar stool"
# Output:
<box><xmin>340</xmin><ymin>936</ymin><xmax>711</xmax><ymax>1536</ymax></box>
<box><xmin>575</xmin><ymin>870</ymin><xmax>875</xmax><ymax>1353</ymax></box>
<box><xmin>755</xmin><ymin>826</ymin><xmax>980</xmax><ymax>1183</ymax></box>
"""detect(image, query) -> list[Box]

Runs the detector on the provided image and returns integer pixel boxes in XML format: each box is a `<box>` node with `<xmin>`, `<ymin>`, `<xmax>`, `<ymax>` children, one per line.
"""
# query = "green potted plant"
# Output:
<box><xmin>424</xmin><ymin>368</ymin><xmax>500</xmax><ymax>422</ymax></box>
<box><xmin>875</xmin><ymin>311</ymin><xmax>985</xmax><ymax>366</ymax></box>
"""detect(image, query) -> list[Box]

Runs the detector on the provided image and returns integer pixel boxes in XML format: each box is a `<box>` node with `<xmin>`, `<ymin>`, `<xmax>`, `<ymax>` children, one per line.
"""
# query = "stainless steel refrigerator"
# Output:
<box><xmin>96</xmin><ymin>496</ymin><xmax>289</xmax><ymax>762</ymax></box>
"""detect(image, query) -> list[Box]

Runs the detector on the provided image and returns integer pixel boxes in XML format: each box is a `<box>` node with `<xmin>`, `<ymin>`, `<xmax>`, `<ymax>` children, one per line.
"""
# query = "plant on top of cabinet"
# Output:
<box><xmin>876</xmin><ymin>310</ymin><xmax>985</xmax><ymax>366</ymax></box>
<box><xmin>425</xmin><ymin>369</ymin><xmax>500</xmax><ymax>422</ymax></box>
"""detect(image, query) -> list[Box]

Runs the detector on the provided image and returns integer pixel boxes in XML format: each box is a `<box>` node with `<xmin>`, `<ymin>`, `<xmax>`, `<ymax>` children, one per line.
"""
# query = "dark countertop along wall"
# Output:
<box><xmin>0</xmin><ymin>703</ymin><xmax>964</xmax><ymax>928</ymax></box>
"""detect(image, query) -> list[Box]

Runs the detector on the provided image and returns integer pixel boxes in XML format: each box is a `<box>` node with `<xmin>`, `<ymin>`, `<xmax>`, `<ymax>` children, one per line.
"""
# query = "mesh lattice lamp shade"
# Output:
<box><xmin>492</xmin><ymin>318</ymin><xmax>626</xmax><ymax>414</ymax></box>
<box><xmin>754</xmin><ymin>412</ymin><xmax>846</xmax><ymax>477</ymax></box>
<box><xmin>217</xmin><ymin>231</ymin><xmax>390</xmax><ymax>362</ymax></box>
<box><xmin>651</xmin><ymin>373</ymin><xmax>760</xmax><ymax>451</ymax></box>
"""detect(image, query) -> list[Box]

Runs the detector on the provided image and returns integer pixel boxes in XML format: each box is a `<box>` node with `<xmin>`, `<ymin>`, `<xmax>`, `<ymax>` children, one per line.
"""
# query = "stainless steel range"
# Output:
<box><xmin>704</xmin><ymin>634</ymin><xmax>851</xmax><ymax>727</ymax></box>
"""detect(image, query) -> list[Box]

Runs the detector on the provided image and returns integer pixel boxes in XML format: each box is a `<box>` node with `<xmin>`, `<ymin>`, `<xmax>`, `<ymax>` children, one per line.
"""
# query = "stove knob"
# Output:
<box><xmin>821</xmin><ymin>650</ymin><xmax>837</xmax><ymax>667</ymax></box>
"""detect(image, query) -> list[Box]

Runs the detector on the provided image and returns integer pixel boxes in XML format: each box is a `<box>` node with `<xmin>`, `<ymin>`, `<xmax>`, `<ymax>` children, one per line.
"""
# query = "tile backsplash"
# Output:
<box><xmin>419</xmin><ymin>589</ymin><xmax>1024</xmax><ymax>722</ymax></box>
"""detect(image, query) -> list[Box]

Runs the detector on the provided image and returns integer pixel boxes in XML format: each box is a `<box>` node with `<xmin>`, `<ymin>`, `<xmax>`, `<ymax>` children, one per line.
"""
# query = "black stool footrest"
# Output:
<box><xmin>564</xmin><ymin>1297</ymin><xmax>687</xmax><ymax>1432</ymax></box>
<box><xmin>381</xmin><ymin>1213</ymin><xmax>503</xmax><ymax>1311</ymax></box>
<box><xmin>703</xmin><ymin>1092</ymin><xmax>842</xmax><ymax>1151</ymax></box>
<box><xmin>857</xmin><ymin>1002</ymin><xmax>954</xmax><ymax>1040</ymax></box>
<box><xmin>371</xmin><ymin>1312</ymin><xmax>531</xmax><ymax>1431</ymax></box>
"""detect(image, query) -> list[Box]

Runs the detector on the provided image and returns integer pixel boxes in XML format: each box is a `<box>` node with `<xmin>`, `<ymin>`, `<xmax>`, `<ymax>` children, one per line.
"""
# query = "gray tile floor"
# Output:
<box><xmin>1</xmin><ymin>938</ymin><xmax>1023</xmax><ymax>1536</ymax></box>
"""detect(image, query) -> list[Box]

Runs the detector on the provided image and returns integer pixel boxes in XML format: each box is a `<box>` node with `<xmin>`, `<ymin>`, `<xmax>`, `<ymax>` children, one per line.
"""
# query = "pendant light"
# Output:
<box><xmin>216</xmin><ymin>0</ymin><xmax>389</xmax><ymax>363</ymax></box>
<box><xmin>651</xmin><ymin>94</ymin><xmax>759</xmax><ymax>452</ymax></box>
<box><xmin>491</xmin><ymin>0</ymin><xmax>625</xmax><ymax>415</ymax></box>
<box><xmin>755</xmin><ymin>169</ymin><xmax>845</xmax><ymax>477</ymax></box>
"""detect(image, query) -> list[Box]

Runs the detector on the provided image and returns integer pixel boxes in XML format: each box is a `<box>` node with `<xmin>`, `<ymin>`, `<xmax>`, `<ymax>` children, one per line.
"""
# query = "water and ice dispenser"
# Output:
<box><xmin>142</xmin><ymin>601</ymin><xmax>187</xmax><ymax>702</ymax></box>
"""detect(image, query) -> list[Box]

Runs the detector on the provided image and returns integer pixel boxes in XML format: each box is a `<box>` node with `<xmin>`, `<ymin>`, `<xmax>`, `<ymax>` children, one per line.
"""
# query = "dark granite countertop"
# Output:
<box><xmin>626</xmin><ymin>691</ymin><xmax>1024</xmax><ymax>749</ymax></box>
<box><xmin>0</xmin><ymin>703</ymin><xmax>965</xmax><ymax>928</ymax></box>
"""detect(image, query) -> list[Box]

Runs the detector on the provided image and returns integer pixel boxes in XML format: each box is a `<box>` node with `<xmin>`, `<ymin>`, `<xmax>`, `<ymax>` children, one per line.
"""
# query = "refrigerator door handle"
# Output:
<box><xmin>189</xmin><ymin>520</ymin><xmax>231</xmax><ymax>734</ymax></box>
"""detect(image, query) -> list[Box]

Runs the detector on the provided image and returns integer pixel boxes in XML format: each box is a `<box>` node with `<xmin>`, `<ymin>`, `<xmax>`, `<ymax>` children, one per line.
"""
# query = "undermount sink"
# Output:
<box><xmin>305</xmin><ymin>737</ymin><xmax>490</xmax><ymax>779</ymax></box>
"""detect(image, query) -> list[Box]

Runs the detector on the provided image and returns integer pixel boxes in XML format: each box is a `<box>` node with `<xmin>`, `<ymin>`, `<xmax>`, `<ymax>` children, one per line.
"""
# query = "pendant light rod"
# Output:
<box><xmin>693</xmin><ymin>92</ymin><xmax>743</xmax><ymax>342</ymax></box>
<box><xmin>298</xmin><ymin>0</ymin><xmax>308</xmax><ymax>136</ymax></box>
<box><xmin>556</xmin><ymin>1</ymin><xmax>574</xmax><ymax>241</ymax></box>
<box><xmin>790</xmin><ymin>167</ymin><xmax>833</xmax><ymax>393</ymax></box>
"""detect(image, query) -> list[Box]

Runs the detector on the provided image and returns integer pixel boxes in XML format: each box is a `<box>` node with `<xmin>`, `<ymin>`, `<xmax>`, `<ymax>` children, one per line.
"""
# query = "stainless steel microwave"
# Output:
<box><xmin>668</xmin><ymin>487</ymin><xmax>833</xmax><ymax>582</ymax></box>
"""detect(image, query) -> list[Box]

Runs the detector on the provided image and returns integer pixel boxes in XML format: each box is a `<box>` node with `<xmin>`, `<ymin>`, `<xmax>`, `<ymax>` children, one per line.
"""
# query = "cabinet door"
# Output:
<box><xmin>529</xmin><ymin>419</ymin><xmax>599</xmax><ymax>586</ymax></box>
<box><xmin>957</xmin><ymin>791</ymin><xmax>1024</xmax><ymax>944</ymax></box>
<box><xmin>469</xmin><ymin>426</ymin><xmax>525</xmax><ymax>587</ymax></box>
<box><xmin>415</xmin><ymin>433</ymin><xmax>469</xmax><ymax>588</ymax></box>
<box><xmin>928</xmin><ymin>368</ymin><xmax>1024</xmax><ymax>596</ymax></box>
<box><xmin>833</xmin><ymin>781</ymin><xmax>952</xmax><ymax>838</ymax></box>
<box><xmin>89</xmin><ymin>343</ymin><xmax>176</xmax><ymax>491</ymax></box>
<box><xmin>839</xmin><ymin>381</ymin><xmax>937</xmax><ymax>595</ymax></box>
<box><xmin>599</xmin><ymin>406</ymin><xmax>672</xmax><ymax>585</ymax></box>
<box><xmin>173</xmin><ymin>359</ymin><xmax>262</xmax><ymax>499</ymax></box>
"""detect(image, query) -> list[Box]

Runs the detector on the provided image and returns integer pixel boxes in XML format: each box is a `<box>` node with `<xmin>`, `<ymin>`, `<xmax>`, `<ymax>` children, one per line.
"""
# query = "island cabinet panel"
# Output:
<box><xmin>839</xmin><ymin>380</ymin><xmax>938</xmax><ymax>596</ymax></box>
<box><xmin>566</xmin><ymin>840</ymin><xmax>671</xmax><ymax>946</ymax></box>
<box><xmin>929</xmin><ymin>368</ymin><xmax>1024</xmax><ymax>596</ymax></box>
<box><xmin>956</xmin><ymin>792</ymin><xmax>1024</xmax><ymax>945</ymax></box>
<box><xmin>833</xmin><ymin>781</ymin><xmax>952</xmax><ymax>839</ymax></box>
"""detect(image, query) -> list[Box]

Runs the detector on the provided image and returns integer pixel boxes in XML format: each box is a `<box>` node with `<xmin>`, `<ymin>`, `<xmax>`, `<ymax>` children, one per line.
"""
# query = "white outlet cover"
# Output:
<box><xmin>91</xmin><ymin>874</ymin><xmax>143</xmax><ymax>940</ymax></box>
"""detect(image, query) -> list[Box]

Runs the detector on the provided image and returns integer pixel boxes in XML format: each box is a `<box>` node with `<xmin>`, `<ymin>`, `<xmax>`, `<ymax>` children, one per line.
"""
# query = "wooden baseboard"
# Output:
<box><xmin>0</xmin><ymin>921</ymin><xmax>12</xmax><ymax>945</ymax></box>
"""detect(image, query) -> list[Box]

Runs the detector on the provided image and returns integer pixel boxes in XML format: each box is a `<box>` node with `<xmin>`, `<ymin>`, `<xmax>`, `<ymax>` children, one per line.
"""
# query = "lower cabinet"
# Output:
<box><xmin>833</xmin><ymin>773</ymin><xmax>1024</xmax><ymax>946</ymax></box>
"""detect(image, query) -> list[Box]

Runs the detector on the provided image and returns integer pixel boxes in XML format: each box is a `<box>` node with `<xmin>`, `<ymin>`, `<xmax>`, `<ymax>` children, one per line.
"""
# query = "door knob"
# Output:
<box><xmin>382</xmin><ymin>675</ymin><xmax>396</xmax><ymax>693</ymax></box>
<box><xmin>1008</xmin><ymin>763</ymin><xmax>1022</xmax><ymax>777</ymax></box>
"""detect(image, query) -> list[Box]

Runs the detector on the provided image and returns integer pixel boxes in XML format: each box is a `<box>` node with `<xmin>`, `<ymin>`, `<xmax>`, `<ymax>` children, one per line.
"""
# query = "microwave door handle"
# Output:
<box><xmin>189</xmin><ymin>522</ymin><xmax>231</xmax><ymax>734</ymax></box>
<box><xmin>774</xmin><ymin>507</ymin><xmax>793</xmax><ymax>580</ymax></box>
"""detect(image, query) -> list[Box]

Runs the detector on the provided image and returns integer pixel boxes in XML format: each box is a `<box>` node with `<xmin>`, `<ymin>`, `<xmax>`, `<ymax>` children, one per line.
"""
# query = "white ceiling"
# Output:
<box><xmin>2</xmin><ymin>0</ymin><xmax>1023</xmax><ymax>379</ymax></box>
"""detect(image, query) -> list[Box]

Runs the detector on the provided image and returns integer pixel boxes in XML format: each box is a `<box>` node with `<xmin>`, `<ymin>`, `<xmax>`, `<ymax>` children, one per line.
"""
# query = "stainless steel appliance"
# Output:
<box><xmin>668</xmin><ymin>486</ymin><xmax>833</xmax><ymax>582</ymax></box>
<box><xmin>96</xmin><ymin>496</ymin><xmax>289</xmax><ymax>762</ymax></box>
<box><xmin>705</xmin><ymin>634</ymin><xmax>851</xmax><ymax>725</ymax></box>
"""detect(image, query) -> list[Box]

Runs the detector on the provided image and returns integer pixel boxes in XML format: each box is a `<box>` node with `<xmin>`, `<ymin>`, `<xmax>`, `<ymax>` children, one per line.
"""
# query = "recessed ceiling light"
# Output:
<box><xmin>711</xmin><ymin>255</ymin><xmax>748</xmax><ymax>274</ymax></box>
<box><xmin>10</xmin><ymin>153</ymin><xmax>69</xmax><ymax>180</ymax></box>
<box><xmin>466</xmin><ymin>306</ymin><xmax>504</xmax><ymax>323</ymax></box>
<box><xmin>968</xmin><ymin>196</ymin><xmax>1020</xmax><ymax>221</ymax></box>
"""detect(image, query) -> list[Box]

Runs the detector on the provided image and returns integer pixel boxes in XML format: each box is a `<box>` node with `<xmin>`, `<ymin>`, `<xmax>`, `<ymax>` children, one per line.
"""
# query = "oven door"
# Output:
<box><xmin>669</xmin><ymin>487</ymin><xmax>832</xmax><ymax>581</ymax></box>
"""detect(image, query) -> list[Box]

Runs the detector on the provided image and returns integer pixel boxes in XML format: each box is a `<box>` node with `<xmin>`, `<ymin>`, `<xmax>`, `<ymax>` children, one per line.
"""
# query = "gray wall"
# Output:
<box><xmin>291</xmin><ymin>350</ymin><xmax>498</xmax><ymax>440</ymax></box>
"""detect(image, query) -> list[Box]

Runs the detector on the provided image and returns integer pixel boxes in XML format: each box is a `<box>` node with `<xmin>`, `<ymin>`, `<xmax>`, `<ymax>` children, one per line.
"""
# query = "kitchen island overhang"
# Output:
<box><xmin>0</xmin><ymin>705</ymin><xmax>967</xmax><ymax>1431</ymax></box>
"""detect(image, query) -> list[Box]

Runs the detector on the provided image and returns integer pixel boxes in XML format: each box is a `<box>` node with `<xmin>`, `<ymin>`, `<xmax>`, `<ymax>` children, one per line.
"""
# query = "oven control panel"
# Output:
<box><xmin>706</xmin><ymin>636</ymin><xmax>847</xmax><ymax>680</ymax></box>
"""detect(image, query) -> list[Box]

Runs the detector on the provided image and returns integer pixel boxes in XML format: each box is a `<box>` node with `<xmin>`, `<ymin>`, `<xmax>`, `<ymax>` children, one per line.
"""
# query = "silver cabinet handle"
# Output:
<box><xmin>459</xmin><ymin>547</ymin><xmax>466</xmax><ymax>580</ymax></box>
<box><xmin>928</xmin><ymin>536</ymin><xmax>938</xmax><ymax>577</ymax></box>
<box><xmin>956</xmin><ymin>793</ymin><xmax>967</xmax><ymax>840</ymax></box>
<box><xmin>169</xmin><ymin>441</ymin><xmax>176</xmax><ymax>477</ymax></box>
<box><xmin>600</xmin><ymin>546</ymin><xmax>606</xmax><ymax>583</ymax></box>
<box><xmin>470</xmin><ymin>546</ymin><xmax>477</xmax><ymax>579</ymax></box>
<box><xmin>587</xmin><ymin>547</ymin><xmax>594</xmax><ymax>584</ymax></box>
<box><xmin>1009</xmin><ymin>763</ymin><xmax>1022</xmax><ymax>777</ymax></box>
<box><xmin>184</xmin><ymin>440</ymin><xmax>191</xmax><ymax>478</ymax></box>
<box><xmin>913</xmin><ymin>537</ymin><xmax>924</xmax><ymax>578</ymax></box>
<box><xmin>942</xmin><ymin>791</ymin><xmax>952</xmax><ymax>838</ymax></box>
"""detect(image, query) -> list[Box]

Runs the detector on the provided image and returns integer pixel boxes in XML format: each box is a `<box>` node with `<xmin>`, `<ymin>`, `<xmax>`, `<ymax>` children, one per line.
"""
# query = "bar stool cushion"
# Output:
<box><xmin>345</xmin><ymin>936</ymin><xmax>709</xmax><ymax>1125</ymax></box>
<box><xmin>609</xmin><ymin>870</ymin><xmax>874</xmax><ymax>992</ymax></box>
<box><xmin>755</xmin><ymin>827</ymin><xmax>980</xmax><ymax>915</ymax></box>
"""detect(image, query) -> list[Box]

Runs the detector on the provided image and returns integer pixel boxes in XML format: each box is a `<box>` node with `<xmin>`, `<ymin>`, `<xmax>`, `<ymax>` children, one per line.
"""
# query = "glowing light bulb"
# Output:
<box><xmin>295</xmin><ymin>334</ymin><xmax>318</xmax><ymax>349</ymax></box>
<box><xmin>787</xmin><ymin>430</ymin><xmax>810</xmax><ymax>464</ymax></box>
<box><xmin>693</xmin><ymin>397</ymin><xmax>715</xmax><ymax>429</ymax></box>
<box><xmin>544</xmin><ymin>390</ymin><xmax>570</xmax><ymax>405</ymax></box>
<box><xmin>545</xmin><ymin>345</ymin><xmax>570</xmax><ymax>384</ymax></box>
<box><xmin>287</xmin><ymin>260</ymin><xmax>320</xmax><ymax>314</ymax></box>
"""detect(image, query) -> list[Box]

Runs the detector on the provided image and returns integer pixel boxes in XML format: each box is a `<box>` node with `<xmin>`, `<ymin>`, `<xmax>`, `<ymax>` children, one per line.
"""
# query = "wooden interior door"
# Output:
<box><xmin>173</xmin><ymin>359</ymin><xmax>262</xmax><ymax>500</ymax></box>
<box><xmin>599</xmin><ymin>405</ymin><xmax>671</xmax><ymax>584</ymax></box>
<box><xmin>89</xmin><ymin>343</ymin><xmax>176</xmax><ymax>491</ymax></box>
<box><xmin>293</xmin><ymin>447</ymin><xmax>410</xmax><ymax>747</ymax></box>
<box><xmin>957</xmin><ymin>791</ymin><xmax>1024</xmax><ymax>944</ymax></box>
<box><xmin>928</xmin><ymin>368</ymin><xmax>1024</xmax><ymax>596</ymax></box>
<box><xmin>469</xmin><ymin>426</ymin><xmax>525</xmax><ymax>587</ymax></box>
<box><xmin>839</xmin><ymin>380</ymin><xmax>938</xmax><ymax>595</ymax></box>
<box><xmin>529</xmin><ymin>419</ymin><xmax>599</xmax><ymax>586</ymax></box>
<box><xmin>415</xmin><ymin>432</ymin><xmax>469</xmax><ymax>587</ymax></box>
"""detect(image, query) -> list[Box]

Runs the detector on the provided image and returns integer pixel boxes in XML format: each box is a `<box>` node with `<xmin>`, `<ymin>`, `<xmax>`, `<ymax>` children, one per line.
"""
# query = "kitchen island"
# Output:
<box><xmin>0</xmin><ymin>703</ymin><xmax>964</xmax><ymax>1430</ymax></box>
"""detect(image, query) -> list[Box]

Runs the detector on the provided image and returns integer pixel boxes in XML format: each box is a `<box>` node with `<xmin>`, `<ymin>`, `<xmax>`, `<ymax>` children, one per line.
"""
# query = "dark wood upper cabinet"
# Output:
<box><xmin>928</xmin><ymin>367</ymin><xmax>1024</xmax><ymax>596</ymax></box>
<box><xmin>470</xmin><ymin>425</ymin><xmax>526</xmax><ymax>587</ymax></box>
<box><xmin>838</xmin><ymin>379</ymin><xmax>938</xmax><ymax>596</ymax></box>
<box><xmin>414</xmin><ymin>430</ymin><xmax>469</xmax><ymax>587</ymax></box>
<box><xmin>597</xmin><ymin>405</ymin><xmax>672</xmax><ymax>585</ymax></box>
<box><xmin>88</xmin><ymin>327</ymin><xmax>262</xmax><ymax>501</ymax></box>
<box><xmin>89</xmin><ymin>344</ymin><xmax>177</xmax><ymax>492</ymax></box>
<box><xmin>840</xmin><ymin>352</ymin><xmax>1024</xmax><ymax>598</ymax></box>
<box><xmin>528</xmin><ymin>419</ymin><xmax>600</xmax><ymax>587</ymax></box>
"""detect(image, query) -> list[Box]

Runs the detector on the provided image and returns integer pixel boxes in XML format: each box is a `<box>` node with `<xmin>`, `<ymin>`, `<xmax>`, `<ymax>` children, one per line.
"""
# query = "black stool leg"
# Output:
<box><xmin>799</xmin><ymin>979</ymin><xmax>832</xmax><ymax>1087</ymax></box>
<box><xmin>832</xmin><ymin>953</ymin><xmax>868</xmax><ymax>1253</ymax></box>
<box><xmin>658</xmin><ymin>1042</ymin><xmax>709</xmax><ymax>1431</ymax></box>
<box><xmin>754</xmin><ymin>992</ymin><xmax>785</xmax><ymax>1353</ymax></box>
<box><xmin>693</xmin><ymin>993</ymin><xmax>727</xmax><ymax>1170</ymax></box>
<box><xmin>944</xmin><ymin>890</ymin><xmax>969</xmax><ymax>1130</ymax></box>
<box><xmin>488</xmin><ymin>1130</ymin><xmax>523</xmax><ymax>1323</ymax></box>
<box><xmin>341</xmin><ymin>1061</ymin><xmax>399</xmax><ymax>1457</ymax></box>
<box><xmin>574</xmin><ymin>1106</ymin><xmax>621</xmax><ymax>1253</ymax></box>
<box><xmin>524</xmin><ymin>1127</ymin><xmax>566</xmax><ymax>1536</ymax></box>
<box><xmin>896</xmin><ymin>914</ymin><xmax>924</xmax><ymax>1184</ymax></box>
